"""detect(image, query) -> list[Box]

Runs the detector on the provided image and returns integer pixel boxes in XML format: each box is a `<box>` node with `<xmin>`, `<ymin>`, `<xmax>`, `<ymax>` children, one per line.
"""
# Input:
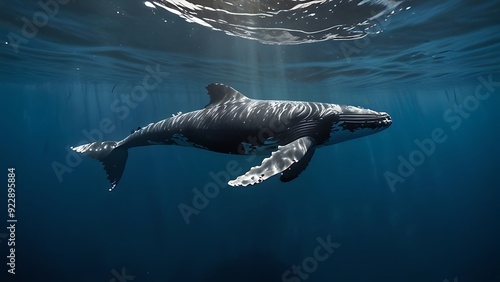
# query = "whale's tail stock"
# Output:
<box><xmin>71</xmin><ymin>141</ymin><xmax>128</xmax><ymax>191</ymax></box>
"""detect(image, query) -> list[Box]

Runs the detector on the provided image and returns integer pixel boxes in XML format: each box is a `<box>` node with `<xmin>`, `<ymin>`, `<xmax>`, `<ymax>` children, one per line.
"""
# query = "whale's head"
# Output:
<box><xmin>326</xmin><ymin>105</ymin><xmax>392</xmax><ymax>144</ymax></box>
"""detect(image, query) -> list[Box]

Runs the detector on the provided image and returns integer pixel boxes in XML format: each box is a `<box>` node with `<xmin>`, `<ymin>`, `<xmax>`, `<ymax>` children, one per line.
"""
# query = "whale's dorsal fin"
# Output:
<box><xmin>205</xmin><ymin>83</ymin><xmax>249</xmax><ymax>108</ymax></box>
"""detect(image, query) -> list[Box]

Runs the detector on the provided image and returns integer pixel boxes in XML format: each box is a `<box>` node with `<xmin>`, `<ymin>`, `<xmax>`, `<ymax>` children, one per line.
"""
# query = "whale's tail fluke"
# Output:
<box><xmin>71</xmin><ymin>141</ymin><xmax>128</xmax><ymax>191</ymax></box>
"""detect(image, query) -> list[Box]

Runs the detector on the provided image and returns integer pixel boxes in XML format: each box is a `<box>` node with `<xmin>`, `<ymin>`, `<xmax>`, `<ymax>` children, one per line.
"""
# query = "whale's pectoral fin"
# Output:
<box><xmin>280</xmin><ymin>142</ymin><xmax>316</xmax><ymax>182</ymax></box>
<box><xmin>228</xmin><ymin>136</ymin><xmax>316</xmax><ymax>187</ymax></box>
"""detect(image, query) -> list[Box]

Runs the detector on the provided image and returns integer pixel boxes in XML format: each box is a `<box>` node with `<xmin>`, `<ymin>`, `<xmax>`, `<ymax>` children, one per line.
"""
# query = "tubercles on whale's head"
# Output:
<box><xmin>327</xmin><ymin>105</ymin><xmax>392</xmax><ymax>144</ymax></box>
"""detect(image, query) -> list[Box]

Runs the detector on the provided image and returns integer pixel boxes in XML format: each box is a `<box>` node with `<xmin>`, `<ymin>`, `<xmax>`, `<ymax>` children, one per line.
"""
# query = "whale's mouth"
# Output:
<box><xmin>337</xmin><ymin>112</ymin><xmax>392</xmax><ymax>131</ymax></box>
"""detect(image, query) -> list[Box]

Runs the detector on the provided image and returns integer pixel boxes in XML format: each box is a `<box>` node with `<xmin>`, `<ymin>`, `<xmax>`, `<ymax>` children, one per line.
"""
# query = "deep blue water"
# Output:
<box><xmin>0</xmin><ymin>0</ymin><xmax>499</xmax><ymax>281</ymax></box>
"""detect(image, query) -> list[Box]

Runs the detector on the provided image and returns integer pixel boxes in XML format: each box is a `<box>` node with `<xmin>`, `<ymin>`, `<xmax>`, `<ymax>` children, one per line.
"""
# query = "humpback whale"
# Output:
<box><xmin>72</xmin><ymin>83</ymin><xmax>391</xmax><ymax>190</ymax></box>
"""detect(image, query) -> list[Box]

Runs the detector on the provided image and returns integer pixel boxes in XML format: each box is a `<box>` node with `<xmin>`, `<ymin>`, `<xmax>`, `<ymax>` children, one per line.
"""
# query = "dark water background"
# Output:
<box><xmin>0</xmin><ymin>0</ymin><xmax>499</xmax><ymax>281</ymax></box>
